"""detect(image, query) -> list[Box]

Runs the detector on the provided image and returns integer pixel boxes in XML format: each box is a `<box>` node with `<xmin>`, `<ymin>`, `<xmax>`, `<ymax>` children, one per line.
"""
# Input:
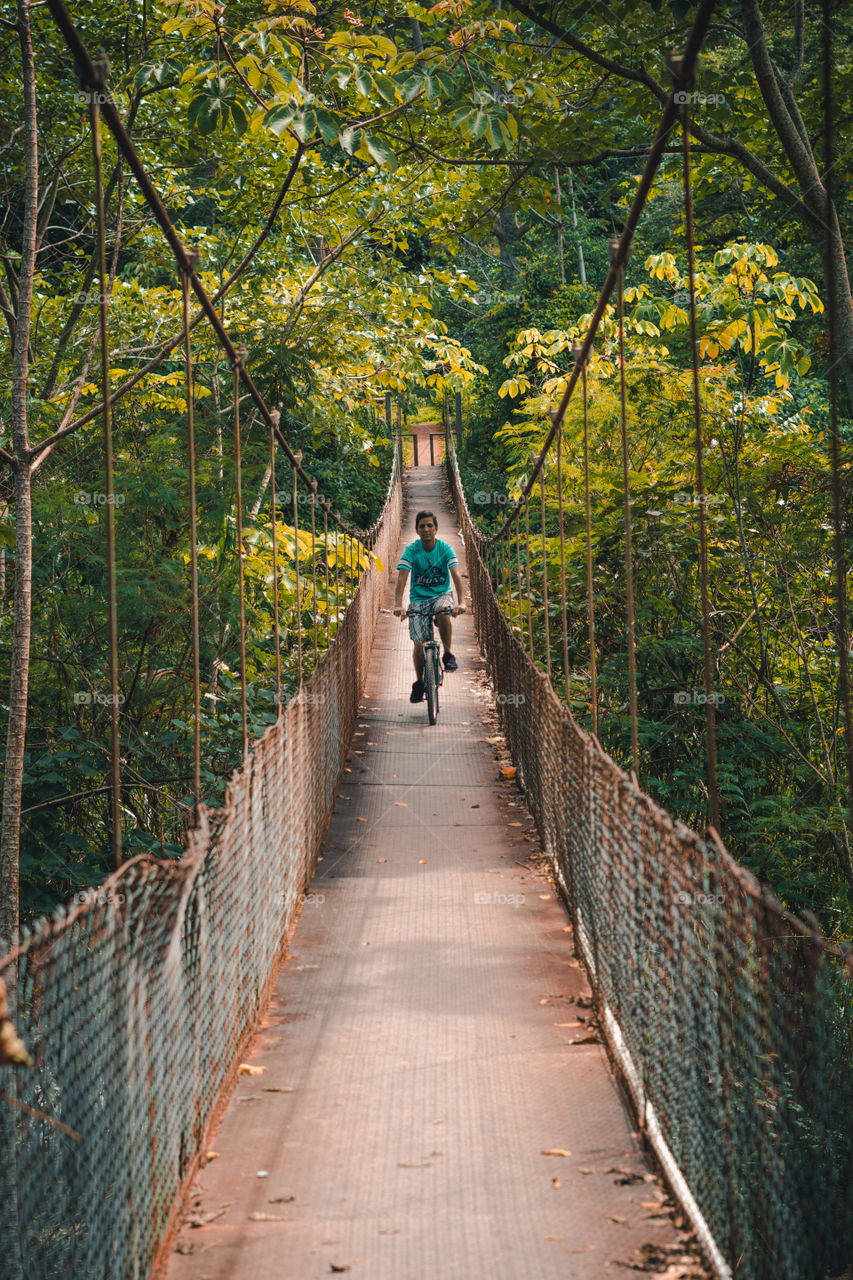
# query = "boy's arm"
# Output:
<box><xmin>450</xmin><ymin>564</ymin><xmax>466</xmax><ymax>613</ymax></box>
<box><xmin>394</xmin><ymin>567</ymin><xmax>410</xmax><ymax>617</ymax></box>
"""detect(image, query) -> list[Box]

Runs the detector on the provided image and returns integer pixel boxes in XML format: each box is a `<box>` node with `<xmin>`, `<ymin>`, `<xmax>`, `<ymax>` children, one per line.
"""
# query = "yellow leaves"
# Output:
<box><xmin>645</xmin><ymin>251</ymin><xmax>680</xmax><ymax>284</ymax></box>
<box><xmin>499</xmin><ymin>376</ymin><xmax>530</xmax><ymax>399</ymax></box>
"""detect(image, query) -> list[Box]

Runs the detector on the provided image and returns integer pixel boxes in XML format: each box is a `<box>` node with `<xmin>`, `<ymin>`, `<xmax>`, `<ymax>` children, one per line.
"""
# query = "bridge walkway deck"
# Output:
<box><xmin>166</xmin><ymin>466</ymin><xmax>687</xmax><ymax>1280</ymax></box>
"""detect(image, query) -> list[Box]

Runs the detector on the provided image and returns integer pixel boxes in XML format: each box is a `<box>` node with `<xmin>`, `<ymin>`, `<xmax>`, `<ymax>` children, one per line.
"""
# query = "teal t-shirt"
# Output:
<box><xmin>397</xmin><ymin>538</ymin><xmax>458</xmax><ymax>601</ymax></box>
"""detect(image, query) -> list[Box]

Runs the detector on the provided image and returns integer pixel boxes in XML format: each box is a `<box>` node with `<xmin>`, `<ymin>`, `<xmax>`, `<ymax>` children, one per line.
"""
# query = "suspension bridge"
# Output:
<box><xmin>1</xmin><ymin>1</ymin><xmax>852</xmax><ymax>1278</ymax></box>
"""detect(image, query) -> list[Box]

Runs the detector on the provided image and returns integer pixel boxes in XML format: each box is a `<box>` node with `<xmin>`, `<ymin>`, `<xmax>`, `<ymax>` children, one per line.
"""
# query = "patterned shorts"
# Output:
<box><xmin>407</xmin><ymin>593</ymin><xmax>454</xmax><ymax>644</ymax></box>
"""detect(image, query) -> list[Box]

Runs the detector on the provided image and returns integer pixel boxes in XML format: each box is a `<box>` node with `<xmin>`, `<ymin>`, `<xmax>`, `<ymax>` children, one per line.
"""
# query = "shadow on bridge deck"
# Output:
<box><xmin>165</xmin><ymin>469</ymin><xmax>687</xmax><ymax>1280</ymax></box>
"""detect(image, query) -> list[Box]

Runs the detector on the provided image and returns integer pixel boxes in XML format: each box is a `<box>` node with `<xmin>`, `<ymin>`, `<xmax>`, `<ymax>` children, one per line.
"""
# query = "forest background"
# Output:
<box><xmin>0</xmin><ymin>0</ymin><xmax>851</xmax><ymax>943</ymax></box>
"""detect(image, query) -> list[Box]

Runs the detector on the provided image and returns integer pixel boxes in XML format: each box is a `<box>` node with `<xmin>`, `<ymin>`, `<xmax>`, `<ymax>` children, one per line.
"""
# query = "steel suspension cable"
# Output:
<box><xmin>233</xmin><ymin>351</ymin><xmax>249</xmax><ymax>757</ymax></box>
<box><xmin>574</xmin><ymin>342</ymin><xmax>598</xmax><ymax>738</ymax></box>
<box><xmin>680</xmin><ymin>95</ymin><xmax>721</xmax><ymax>831</ymax></box>
<box><xmin>322</xmin><ymin>501</ymin><xmax>331</xmax><ymax>649</ymax></box>
<box><xmin>269</xmin><ymin>419</ymin><xmax>282</xmax><ymax>713</ymax></box>
<box><xmin>310</xmin><ymin>482</ymin><xmax>319</xmax><ymax>667</ymax></box>
<box><xmin>523</xmin><ymin>492</ymin><xmax>533</xmax><ymax>654</ymax></box>
<box><xmin>181</xmin><ymin>264</ymin><xmax>202</xmax><ymax>807</ymax></box>
<box><xmin>45</xmin><ymin>0</ymin><xmax>383</xmax><ymax>557</ymax></box>
<box><xmin>614</xmin><ymin>243</ymin><xmax>640</xmax><ymax>776</ymax></box>
<box><xmin>554</xmin><ymin>418</ymin><xmax>570</xmax><ymax>703</ymax></box>
<box><xmin>292</xmin><ymin>456</ymin><xmax>303</xmax><ymax>686</ymax></box>
<box><xmin>513</xmin><ymin>511</ymin><xmax>524</xmax><ymax>648</ymax></box>
<box><xmin>90</xmin><ymin>92</ymin><xmax>122</xmax><ymax>869</ymax></box>
<box><xmin>538</xmin><ymin>460</ymin><xmax>551</xmax><ymax>678</ymax></box>
<box><xmin>456</xmin><ymin>0</ymin><xmax>718</xmax><ymax>545</ymax></box>
<box><xmin>334</xmin><ymin>513</ymin><xmax>341</xmax><ymax>628</ymax></box>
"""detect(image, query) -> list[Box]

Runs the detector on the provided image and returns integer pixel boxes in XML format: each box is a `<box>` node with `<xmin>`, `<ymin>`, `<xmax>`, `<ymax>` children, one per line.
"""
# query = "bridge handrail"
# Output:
<box><xmin>0</xmin><ymin>458</ymin><xmax>403</xmax><ymax>1280</ymax></box>
<box><xmin>447</xmin><ymin>436</ymin><xmax>853</xmax><ymax>1280</ymax></box>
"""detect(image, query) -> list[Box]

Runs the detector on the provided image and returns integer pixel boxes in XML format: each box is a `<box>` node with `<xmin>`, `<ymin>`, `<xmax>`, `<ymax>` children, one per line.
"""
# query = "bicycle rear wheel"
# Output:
<box><xmin>424</xmin><ymin>649</ymin><xmax>439</xmax><ymax>725</ymax></box>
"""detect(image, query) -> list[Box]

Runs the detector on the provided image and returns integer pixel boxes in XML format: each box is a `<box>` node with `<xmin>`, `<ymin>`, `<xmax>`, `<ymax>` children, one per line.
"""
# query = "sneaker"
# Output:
<box><xmin>410</xmin><ymin>680</ymin><xmax>425</xmax><ymax>703</ymax></box>
<box><xmin>443</xmin><ymin>651</ymin><xmax>458</xmax><ymax>672</ymax></box>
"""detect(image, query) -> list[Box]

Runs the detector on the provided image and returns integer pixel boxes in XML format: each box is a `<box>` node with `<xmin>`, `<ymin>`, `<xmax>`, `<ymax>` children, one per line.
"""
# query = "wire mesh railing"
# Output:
<box><xmin>0</xmin><ymin>0</ymin><xmax>405</xmax><ymax>1273</ymax></box>
<box><xmin>443</xmin><ymin>1</ymin><xmax>853</xmax><ymax>1271</ymax></box>
<box><xmin>448</xmin><ymin>436</ymin><xmax>853</xmax><ymax>1280</ymax></box>
<box><xmin>0</xmin><ymin>448</ymin><xmax>402</xmax><ymax>1280</ymax></box>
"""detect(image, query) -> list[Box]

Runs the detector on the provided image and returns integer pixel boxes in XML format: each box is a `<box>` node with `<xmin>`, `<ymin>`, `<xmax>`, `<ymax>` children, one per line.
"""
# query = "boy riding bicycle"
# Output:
<box><xmin>393</xmin><ymin>511</ymin><xmax>466</xmax><ymax>703</ymax></box>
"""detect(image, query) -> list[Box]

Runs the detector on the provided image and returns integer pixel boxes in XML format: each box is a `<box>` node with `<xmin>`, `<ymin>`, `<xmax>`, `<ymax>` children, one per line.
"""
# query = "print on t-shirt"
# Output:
<box><xmin>397</xmin><ymin>538</ymin><xmax>459</xmax><ymax>602</ymax></box>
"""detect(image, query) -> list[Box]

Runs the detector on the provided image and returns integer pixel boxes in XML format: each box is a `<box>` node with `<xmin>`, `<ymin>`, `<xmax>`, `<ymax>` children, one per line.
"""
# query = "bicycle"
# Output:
<box><xmin>421</xmin><ymin>606</ymin><xmax>451</xmax><ymax>726</ymax></box>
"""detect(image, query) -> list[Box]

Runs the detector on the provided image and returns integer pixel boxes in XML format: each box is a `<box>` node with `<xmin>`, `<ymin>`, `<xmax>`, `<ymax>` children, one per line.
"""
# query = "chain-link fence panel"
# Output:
<box><xmin>0</xmin><ymin>457</ymin><xmax>402</xmax><ymax>1280</ymax></box>
<box><xmin>447</xmin><ymin>444</ymin><xmax>853</xmax><ymax>1280</ymax></box>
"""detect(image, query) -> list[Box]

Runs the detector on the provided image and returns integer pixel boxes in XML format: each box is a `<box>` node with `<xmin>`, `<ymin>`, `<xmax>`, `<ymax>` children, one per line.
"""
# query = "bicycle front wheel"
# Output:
<box><xmin>424</xmin><ymin>651</ymin><xmax>439</xmax><ymax>725</ymax></box>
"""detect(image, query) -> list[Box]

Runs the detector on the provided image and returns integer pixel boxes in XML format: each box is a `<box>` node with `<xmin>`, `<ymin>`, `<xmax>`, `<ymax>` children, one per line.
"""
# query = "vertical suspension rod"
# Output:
<box><xmin>614</xmin><ymin>246</ymin><xmax>640</xmax><ymax>777</ymax></box>
<box><xmin>681</xmin><ymin>97</ymin><xmax>721</xmax><ymax>830</ymax></box>
<box><xmin>90</xmin><ymin>91</ymin><xmax>122</xmax><ymax>868</ymax></box>
<box><xmin>181</xmin><ymin>265</ymin><xmax>202</xmax><ymax>807</ymax></box>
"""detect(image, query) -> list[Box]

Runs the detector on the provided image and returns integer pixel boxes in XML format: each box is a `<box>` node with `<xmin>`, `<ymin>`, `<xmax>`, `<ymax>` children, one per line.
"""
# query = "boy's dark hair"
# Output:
<box><xmin>415</xmin><ymin>510</ymin><xmax>438</xmax><ymax>529</ymax></box>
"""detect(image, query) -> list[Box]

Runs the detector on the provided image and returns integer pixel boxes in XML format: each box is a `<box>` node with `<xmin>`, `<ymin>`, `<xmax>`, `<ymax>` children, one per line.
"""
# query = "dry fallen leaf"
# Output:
<box><xmin>542</xmin><ymin>1148</ymin><xmax>572</xmax><ymax>1158</ymax></box>
<box><xmin>239</xmin><ymin>1064</ymin><xmax>265</xmax><ymax>1076</ymax></box>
